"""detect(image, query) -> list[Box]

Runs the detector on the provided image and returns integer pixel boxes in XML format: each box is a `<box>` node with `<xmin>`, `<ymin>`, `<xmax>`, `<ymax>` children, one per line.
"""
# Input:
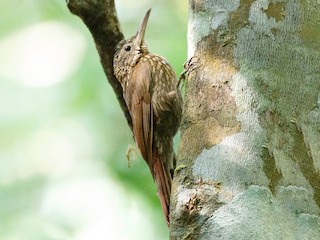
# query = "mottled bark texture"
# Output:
<box><xmin>171</xmin><ymin>0</ymin><xmax>320</xmax><ymax>239</ymax></box>
<box><xmin>67</xmin><ymin>0</ymin><xmax>132</xmax><ymax>129</ymax></box>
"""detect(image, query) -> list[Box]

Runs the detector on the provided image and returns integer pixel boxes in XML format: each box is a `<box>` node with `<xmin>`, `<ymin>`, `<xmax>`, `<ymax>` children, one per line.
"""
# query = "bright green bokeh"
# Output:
<box><xmin>0</xmin><ymin>1</ymin><xmax>187</xmax><ymax>239</ymax></box>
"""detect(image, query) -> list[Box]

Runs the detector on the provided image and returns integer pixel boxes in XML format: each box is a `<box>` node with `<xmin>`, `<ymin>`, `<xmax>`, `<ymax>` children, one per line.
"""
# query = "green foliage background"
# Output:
<box><xmin>0</xmin><ymin>1</ymin><xmax>187</xmax><ymax>239</ymax></box>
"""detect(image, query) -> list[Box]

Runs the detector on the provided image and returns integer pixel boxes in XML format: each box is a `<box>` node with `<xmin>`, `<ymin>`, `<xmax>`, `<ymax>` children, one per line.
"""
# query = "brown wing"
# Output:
<box><xmin>124</xmin><ymin>60</ymin><xmax>153</xmax><ymax>165</ymax></box>
<box><xmin>125</xmin><ymin>58</ymin><xmax>172</xmax><ymax>227</ymax></box>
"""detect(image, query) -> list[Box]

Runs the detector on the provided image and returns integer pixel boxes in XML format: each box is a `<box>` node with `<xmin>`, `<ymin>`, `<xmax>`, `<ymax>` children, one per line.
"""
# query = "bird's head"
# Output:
<box><xmin>113</xmin><ymin>9</ymin><xmax>151</xmax><ymax>81</ymax></box>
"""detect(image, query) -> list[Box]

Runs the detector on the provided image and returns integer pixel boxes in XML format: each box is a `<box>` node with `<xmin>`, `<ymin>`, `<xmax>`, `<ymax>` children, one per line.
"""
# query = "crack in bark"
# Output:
<box><xmin>261</xmin><ymin>146</ymin><xmax>282</xmax><ymax>194</ymax></box>
<box><xmin>291</xmin><ymin>124</ymin><xmax>320</xmax><ymax>207</ymax></box>
<box><xmin>170</xmin><ymin>178</ymin><xmax>224</xmax><ymax>240</ymax></box>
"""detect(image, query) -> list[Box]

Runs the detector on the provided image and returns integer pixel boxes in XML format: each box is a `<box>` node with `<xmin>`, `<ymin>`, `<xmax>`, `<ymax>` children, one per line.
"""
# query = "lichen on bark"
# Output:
<box><xmin>172</xmin><ymin>0</ymin><xmax>320</xmax><ymax>238</ymax></box>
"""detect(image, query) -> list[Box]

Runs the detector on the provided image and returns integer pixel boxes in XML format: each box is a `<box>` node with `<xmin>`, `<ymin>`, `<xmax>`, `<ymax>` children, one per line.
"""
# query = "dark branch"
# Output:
<box><xmin>67</xmin><ymin>0</ymin><xmax>132</xmax><ymax>130</ymax></box>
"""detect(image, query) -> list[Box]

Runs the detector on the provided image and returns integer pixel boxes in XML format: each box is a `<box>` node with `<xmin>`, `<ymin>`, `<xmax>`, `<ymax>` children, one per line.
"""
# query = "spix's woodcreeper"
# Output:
<box><xmin>113</xmin><ymin>9</ymin><xmax>182</xmax><ymax>227</ymax></box>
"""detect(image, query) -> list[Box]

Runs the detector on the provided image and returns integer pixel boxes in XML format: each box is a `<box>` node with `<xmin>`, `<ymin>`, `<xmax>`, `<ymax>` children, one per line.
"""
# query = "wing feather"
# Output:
<box><xmin>124</xmin><ymin>57</ymin><xmax>172</xmax><ymax>226</ymax></box>
<box><xmin>125</xmin><ymin>60</ymin><xmax>153</xmax><ymax>165</ymax></box>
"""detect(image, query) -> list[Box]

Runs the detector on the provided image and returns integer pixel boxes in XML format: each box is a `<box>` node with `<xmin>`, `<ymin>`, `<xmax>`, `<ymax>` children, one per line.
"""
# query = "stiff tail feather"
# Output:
<box><xmin>153</xmin><ymin>153</ymin><xmax>172</xmax><ymax>227</ymax></box>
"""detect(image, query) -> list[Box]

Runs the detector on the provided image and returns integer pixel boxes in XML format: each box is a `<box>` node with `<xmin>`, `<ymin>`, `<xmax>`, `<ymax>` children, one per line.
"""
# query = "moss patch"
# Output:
<box><xmin>264</xmin><ymin>2</ymin><xmax>286</xmax><ymax>22</ymax></box>
<box><xmin>261</xmin><ymin>146</ymin><xmax>282</xmax><ymax>194</ymax></box>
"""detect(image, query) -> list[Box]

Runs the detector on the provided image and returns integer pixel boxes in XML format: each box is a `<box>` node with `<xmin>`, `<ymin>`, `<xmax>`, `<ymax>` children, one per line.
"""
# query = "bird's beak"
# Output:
<box><xmin>135</xmin><ymin>9</ymin><xmax>151</xmax><ymax>46</ymax></box>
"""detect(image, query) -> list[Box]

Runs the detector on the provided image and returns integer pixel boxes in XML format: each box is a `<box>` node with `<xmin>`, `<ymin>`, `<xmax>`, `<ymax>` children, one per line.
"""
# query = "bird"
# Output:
<box><xmin>113</xmin><ymin>9</ymin><xmax>183</xmax><ymax>227</ymax></box>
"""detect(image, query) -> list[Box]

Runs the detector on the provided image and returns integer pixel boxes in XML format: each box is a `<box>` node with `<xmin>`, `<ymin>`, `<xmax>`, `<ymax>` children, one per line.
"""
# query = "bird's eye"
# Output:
<box><xmin>124</xmin><ymin>45</ymin><xmax>131</xmax><ymax>51</ymax></box>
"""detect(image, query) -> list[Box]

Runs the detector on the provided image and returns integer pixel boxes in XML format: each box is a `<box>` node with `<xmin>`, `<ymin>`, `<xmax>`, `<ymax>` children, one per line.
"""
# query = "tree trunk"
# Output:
<box><xmin>170</xmin><ymin>0</ymin><xmax>320</xmax><ymax>239</ymax></box>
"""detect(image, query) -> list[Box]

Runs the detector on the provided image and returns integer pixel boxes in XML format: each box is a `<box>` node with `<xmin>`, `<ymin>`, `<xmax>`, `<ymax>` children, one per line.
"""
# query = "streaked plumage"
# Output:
<box><xmin>113</xmin><ymin>9</ymin><xmax>182</xmax><ymax>227</ymax></box>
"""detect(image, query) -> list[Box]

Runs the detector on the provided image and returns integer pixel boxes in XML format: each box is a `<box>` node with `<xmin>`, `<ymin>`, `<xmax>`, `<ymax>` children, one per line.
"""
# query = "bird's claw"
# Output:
<box><xmin>126</xmin><ymin>144</ymin><xmax>139</xmax><ymax>168</ymax></box>
<box><xmin>177</xmin><ymin>56</ymin><xmax>201</xmax><ymax>88</ymax></box>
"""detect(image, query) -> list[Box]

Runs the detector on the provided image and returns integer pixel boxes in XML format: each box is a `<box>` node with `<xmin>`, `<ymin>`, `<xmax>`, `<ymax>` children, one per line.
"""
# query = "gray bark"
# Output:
<box><xmin>67</xmin><ymin>0</ymin><xmax>320</xmax><ymax>239</ymax></box>
<box><xmin>171</xmin><ymin>0</ymin><xmax>320</xmax><ymax>239</ymax></box>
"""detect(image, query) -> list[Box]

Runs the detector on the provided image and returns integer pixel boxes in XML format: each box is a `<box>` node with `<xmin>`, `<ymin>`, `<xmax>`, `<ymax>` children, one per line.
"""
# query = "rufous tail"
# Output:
<box><xmin>153</xmin><ymin>153</ymin><xmax>172</xmax><ymax>227</ymax></box>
